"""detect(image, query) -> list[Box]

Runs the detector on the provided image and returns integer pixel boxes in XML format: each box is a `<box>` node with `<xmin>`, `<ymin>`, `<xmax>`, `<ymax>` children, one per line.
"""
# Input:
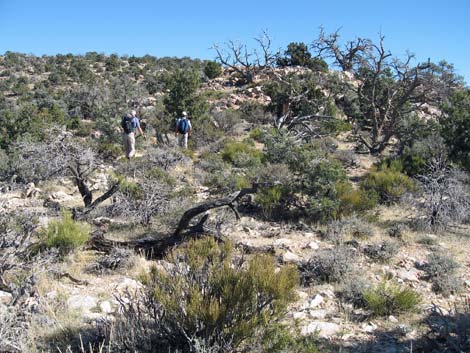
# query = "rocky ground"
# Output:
<box><xmin>1</xmin><ymin>130</ymin><xmax>469</xmax><ymax>352</ymax></box>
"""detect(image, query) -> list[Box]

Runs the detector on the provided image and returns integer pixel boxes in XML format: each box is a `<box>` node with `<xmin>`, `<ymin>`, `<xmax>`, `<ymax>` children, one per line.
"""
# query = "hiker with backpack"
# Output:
<box><xmin>121</xmin><ymin>110</ymin><xmax>146</xmax><ymax>159</ymax></box>
<box><xmin>175</xmin><ymin>111</ymin><xmax>192</xmax><ymax>148</ymax></box>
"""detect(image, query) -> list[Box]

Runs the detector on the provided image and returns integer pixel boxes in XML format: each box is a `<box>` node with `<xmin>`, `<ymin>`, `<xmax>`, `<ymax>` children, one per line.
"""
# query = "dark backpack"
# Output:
<box><xmin>121</xmin><ymin>116</ymin><xmax>135</xmax><ymax>134</ymax></box>
<box><xmin>177</xmin><ymin>118</ymin><xmax>189</xmax><ymax>134</ymax></box>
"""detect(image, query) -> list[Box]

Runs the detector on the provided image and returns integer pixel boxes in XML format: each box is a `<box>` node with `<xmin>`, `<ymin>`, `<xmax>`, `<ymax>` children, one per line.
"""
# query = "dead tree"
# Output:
<box><xmin>12</xmin><ymin>128</ymin><xmax>120</xmax><ymax>211</ymax></box>
<box><xmin>212</xmin><ymin>31</ymin><xmax>277</xmax><ymax>84</ymax></box>
<box><xmin>87</xmin><ymin>183</ymin><xmax>273</xmax><ymax>258</ymax></box>
<box><xmin>268</xmin><ymin>70</ymin><xmax>335</xmax><ymax>142</ymax></box>
<box><xmin>313</xmin><ymin>29</ymin><xmax>432</xmax><ymax>154</ymax></box>
<box><xmin>312</xmin><ymin>27</ymin><xmax>371</xmax><ymax>72</ymax></box>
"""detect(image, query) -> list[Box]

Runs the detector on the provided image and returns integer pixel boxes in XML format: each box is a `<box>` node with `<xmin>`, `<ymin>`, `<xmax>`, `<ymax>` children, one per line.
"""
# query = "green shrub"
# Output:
<box><xmin>204</xmin><ymin>60</ymin><xmax>223</xmax><ymax>79</ymax></box>
<box><xmin>221</xmin><ymin>139</ymin><xmax>264</xmax><ymax>168</ymax></box>
<box><xmin>363</xmin><ymin>280</ymin><xmax>421</xmax><ymax>316</ymax></box>
<box><xmin>39</xmin><ymin>211</ymin><xmax>90</xmax><ymax>256</ymax></box>
<box><xmin>143</xmin><ymin>167</ymin><xmax>176</xmax><ymax>187</ymax></box>
<box><xmin>111</xmin><ymin>238</ymin><xmax>299</xmax><ymax>352</ymax></box>
<box><xmin>361</xmin><ymin>163</ymin><xmax>415</xmax><ymax>204</ymax></box>
<box><xmin>261</xmin><ymin>324</ymin><xmax>319</xmax><ymax>353</ymax></box>
<box><xmin>337</xmin><ymin>182</ymin><xmax>378</xmax><ymax>216</ymax></box>
<box><xmin>96</xmin><ymin>141</ymin><xmax>122</xmax><ymax>160</ymax></box>
<box><xmin>441</xmin><ymin>89</ymin><xmax>470</xmax><ymax>171</ymax></box>
<box><xmin>320</xmin><ymin>118</ymin><xmax>351</xmax><ymax>136</ymax></box>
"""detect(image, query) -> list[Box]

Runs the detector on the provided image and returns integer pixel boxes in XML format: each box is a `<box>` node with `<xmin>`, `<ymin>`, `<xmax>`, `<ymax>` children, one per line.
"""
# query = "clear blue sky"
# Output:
<box><xmin>0</xmin><ymin>0</ymin><xmax>469</xmax><ymax>83</ymax></box>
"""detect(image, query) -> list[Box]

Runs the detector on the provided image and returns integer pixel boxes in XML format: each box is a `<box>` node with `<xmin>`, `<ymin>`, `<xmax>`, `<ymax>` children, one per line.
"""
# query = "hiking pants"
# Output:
<box><xmin>123</xmin><ymin>132</ymin><xmax>136</xmax><ymax>158</ymax></box>
<box><xmin>178</xmin><ymin>133</ymin><xmax>189</xmax><ymax>148</ymax></box>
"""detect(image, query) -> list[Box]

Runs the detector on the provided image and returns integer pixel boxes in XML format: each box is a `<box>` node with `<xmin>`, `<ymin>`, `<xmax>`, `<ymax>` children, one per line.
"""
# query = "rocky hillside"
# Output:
<box><xmin>0</xmin><ymin>51</ymin><xmax>469</xmax><ymax>352</ymax></box>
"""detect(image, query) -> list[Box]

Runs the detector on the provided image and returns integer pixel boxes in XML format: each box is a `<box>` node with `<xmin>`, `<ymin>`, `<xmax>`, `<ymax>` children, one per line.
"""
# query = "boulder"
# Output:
<box><xmin>282</xmin><ymin>251</ymin><xmax>301</xmax><ymax>264</ymax></box>
<box><xmin>67</xmin><ymin>295</ymin><xmax>98</xmax><ymax>313</ymax></box>
<box><xmin>0</xmin><ymin>290</ymin><xmax>12</xmax><ymax>305</ymax></box>
<box><xmin>301</xmin><ymin>321</ymin><xmax>341</xmax><ymax>337</ymax></box>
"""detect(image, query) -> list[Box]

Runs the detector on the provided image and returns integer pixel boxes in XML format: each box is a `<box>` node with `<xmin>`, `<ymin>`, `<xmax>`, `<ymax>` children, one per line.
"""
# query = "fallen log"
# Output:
<box><xmin>87</xmin><ymin>183</ymin><xmax>272</xmax><ymax>257</ymax></box>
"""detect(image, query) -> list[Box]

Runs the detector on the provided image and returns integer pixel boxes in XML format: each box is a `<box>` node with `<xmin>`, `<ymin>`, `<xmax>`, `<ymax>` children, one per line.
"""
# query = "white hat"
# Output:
<box><xmin>182</xmin><ymin>111</ymin><xmax>187</xmax><ymax>116</ymax></box>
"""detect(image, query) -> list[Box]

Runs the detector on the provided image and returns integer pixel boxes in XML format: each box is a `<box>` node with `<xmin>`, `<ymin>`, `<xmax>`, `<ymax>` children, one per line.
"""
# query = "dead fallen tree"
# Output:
<box><xmin>87</xmin><ymin>183</ymin><xmax>272</xmax><ymax>258</ymax></box>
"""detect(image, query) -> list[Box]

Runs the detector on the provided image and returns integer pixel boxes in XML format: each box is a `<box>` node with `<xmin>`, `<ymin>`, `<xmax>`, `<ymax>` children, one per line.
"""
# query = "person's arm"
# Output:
<box><xmin>135</xmin><ymin>118</ymin><xmax>146</xmax><ymax>139</ymax></box>
<box><xmin>188</xmin><ymin>119</ymin><xmax>192</xmax><ymax>136</ymax></box>
<box><xmin>138</xmin><ymin>126</ymin><xmax>146</xmax><ymax>139</ymax></box>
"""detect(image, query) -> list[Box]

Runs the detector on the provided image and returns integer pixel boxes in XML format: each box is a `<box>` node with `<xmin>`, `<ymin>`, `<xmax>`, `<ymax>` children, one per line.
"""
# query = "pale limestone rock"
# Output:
<box><xmin>99</xmin><ymin>301</ymin><xmax>113</xmax><ymax>314</ymax></box>
<box><xmin>282</xmin><ymin>251</ymin><xmax>301</xmax><ymax>264</ymax></box>
<box><xmin>301</xmin><ymin>321</ymin><xmax>341</xmax><ymax>337</ymax></box>
<box><xmin>67</xmin><ymin>295</ymin><xmax>98</xmax><ymax>313</ymax></box>
<box><xmin>0</xmin><ymin>290</ymin><xmax>12</xmax><ymax>305</ymax></box>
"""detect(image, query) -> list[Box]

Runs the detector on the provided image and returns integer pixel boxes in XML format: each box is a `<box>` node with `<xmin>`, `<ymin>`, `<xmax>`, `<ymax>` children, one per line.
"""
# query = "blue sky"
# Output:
<box><xmin>0</xmin><ymin>0</ymin><xmax>469</xmax><ymax>83</ymax></box>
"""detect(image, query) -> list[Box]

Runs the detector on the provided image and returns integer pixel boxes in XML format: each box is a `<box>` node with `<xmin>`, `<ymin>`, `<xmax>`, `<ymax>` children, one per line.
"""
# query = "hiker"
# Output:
<box><xmin>175</xmin><ymin>111</ymin><xmax>192</xmax><ymax>148</ymax></box>
<box><xmin>121</xmin><ymin>110</ymin><xmax>146</xmax><ymax>159</ymax></box>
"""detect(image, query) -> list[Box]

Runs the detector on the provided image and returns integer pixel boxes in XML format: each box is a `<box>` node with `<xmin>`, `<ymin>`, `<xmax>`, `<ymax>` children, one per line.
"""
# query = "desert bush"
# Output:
<box><xmin>85</xmin><ymin>248</ymin><xmax>135</xmax><ymax>274</ymax></box>
<box><xmin>415</xmin><ymin>164</ymin><xmax>470</xmax><ymax>231</ymax></box>
<box><xmin>238</xmin><ymin>101</ymin><xmax>272</xmax><ymax>125</ymax></box>
<box><xmin>260</xmin><ymin>324</ymin><xmax>320</xmax><ymax>353</ymax></box>
<box><xmin>0</xmin><ymin>306</ymin><xmax>29</xmax><ymax>353</ymax></box>
<box><xmin>363</xmin><ymin>280</ymin><xmax>421</xmax><ymax>316</ymax></box>
<box><xmin>387</xmin><ymin>223</ymin><xmax>409</xmax><ymax>238</ymax></box>
<box><xmin>37</xmin><ymin>210</ymin><xmax>90</xmax><ymax>256</ymax></box>
<box><xmin>109</xmin><ymin>237</ymin><xmax>298</xmax><ymax>352</ymax></box>
<box><xmin>321</xmin><ymin>216</ymin><xmax>374</xmax><ymax>244</ymax></box>
<box><xmin>337</xmin><ymin>275</ymin><xmax>369</xmax><ymax>307</ymax></box>
<box><xmin>363</xmin><ymin>240</ymin><xmax>400</xmax><ymax>263</ymax></box>
<box><xmin>320</xmin><ymin>118</ymin><xmax>351</xmax><ymax>136</ymax></box>
<box><xmin>336</xmin><ymin>182</ymin><xmax>378</xmax><ymax>216</ymax></box>
<box><xmin>422</xmin><ymin>301</ymin><xmax>470</xmax><ymax>353</ymax></box>
<box><xmin>332</xmin><ymin>149</ymin><xmax>359</xmax><ymax>169</ymax></box>
<box><xmin>211</xmin><ymin>109</ymin><xmax>243</xmax><ymax>134</ymax></box>
<box><xmin>423</xmin><ymin>252</ymin><xmax>462</xmax><ymax>296</ymax></box>
<box><xmin>204</xmin><ymin>60</ymin><xmax>223</xmax><ymax>79</ymax></box>
<box><xmin>300</xmin><ymin>245</ymin><xmax>356</xmax><ymax>284</ymax></box>
<box><xmin>221</xmin><ymin>139</ymin><xmax>264</xmax><ymax>168</ymax></box>
<box><xmin>441</xmin><ymin>88</ymin><xmax>470</xmax><ymax>171</ymax></box>
<box><xmin>361</xmin><ymin>163</ymin><xmax>415</xmax><ymax>204</ymax></box>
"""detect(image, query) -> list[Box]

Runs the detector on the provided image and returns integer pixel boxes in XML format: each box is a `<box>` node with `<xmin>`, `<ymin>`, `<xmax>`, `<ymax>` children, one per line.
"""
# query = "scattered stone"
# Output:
<box><xmin>397</xmin><ymin>268</ymin><xmax>420</xmax><ymax>282</ymax></box>
<box><xmin>67</xmin><ymin>295</ymin><xmax>98</xmax><ymax>313</ymax></box>
<box><xmin>282</xmin><ymin>251</ymin><xmax>301</xmax><ymax>264</ymax></box>
<box><xmin>293</xmin><ymin>311</ymin><xmax>307</xmax><ymax>320</ymax></box>
<box><xmin>308</xmin><ymin>294</ymin><xmax>324</xmax><ymax>309</ymax></box>
<box><xmin>23</xmin><ymin>182</ymin><xmax>41</xmax><ymax>198</ymax></box>
<box><xmin>115</xmin><ymin>278</ymin><xmax>143</xmax><ymax>294</ymax></box>
<box><xmin>0</xmin><ymin>290</ymin><xmax>12</xmax><ymax>305</ymax></box>
<box><xmin>49</xmin><ymin>191</ymin><xmax>74</xmax><ymax>203</ymax></box>
<box><xmin>99</xmin><ymin>301</ymin><xmax>113</xmax><ymax>314</ymax></box>
<box><xmin>388</xmin><ymin>315</ymin><xmax>399</xmax><ymax>323</ymax></box>
<box><xmin>361</xmin><ymin>322</ymin><xmax>378</xmax><ymax>333</ymax></box>
<box><xmin>304</xmin><ymin>241</ymin><xmax>320</xmax><ymax>250</ymax></box>
<box><xmin>295</xmin><ymin>290</ymin><xmax>309</xmax><ymax>300</ymax></box>
<box><xmin>301</xmin><ymin>321</ymin><xmax>341</xmax><ymax>337</ymax></box>
<box><xmin>309</xmin><ymin>309</ymin><xmax>328</xmax><ymax>319</ymax></box>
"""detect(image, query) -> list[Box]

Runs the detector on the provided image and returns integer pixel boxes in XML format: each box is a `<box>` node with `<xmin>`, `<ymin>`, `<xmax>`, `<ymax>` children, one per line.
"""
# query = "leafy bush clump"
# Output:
<box><xmin>423</xmin><ymin>252</ymin><xmax>462</xmax><ymax>296</ymax></box>
<box><xmin>38</xmin><ymin>211</ymin><xmax>90</xmax><ymax>256</ymax></box>
<box><xmin>361</xmin><ymin>162</ymin><xmax>415</xmax><ymax>204</ymax></box>
<box><xmin>110</xmin><ymin>238</ymin><xmax>299</xmax><ymax>353</ymax></box>
<box><xmin>363</xmin><ymin>280</ymin><xmax>421</xmax><ymax>316</ymax></box>
<box><xmin>204</xmin><ymin>60</ymin><xmax>223</xmax><ymax>79</ymax></box>
<box><xmin>301</xmin><ymin>245</ymin><xmax>356</xmax><ymax>284</ymax></box>
<box><xmin>221</xmin><ymin>139</ymin><xmax>264</xmax><ymax>168</ymax></box>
